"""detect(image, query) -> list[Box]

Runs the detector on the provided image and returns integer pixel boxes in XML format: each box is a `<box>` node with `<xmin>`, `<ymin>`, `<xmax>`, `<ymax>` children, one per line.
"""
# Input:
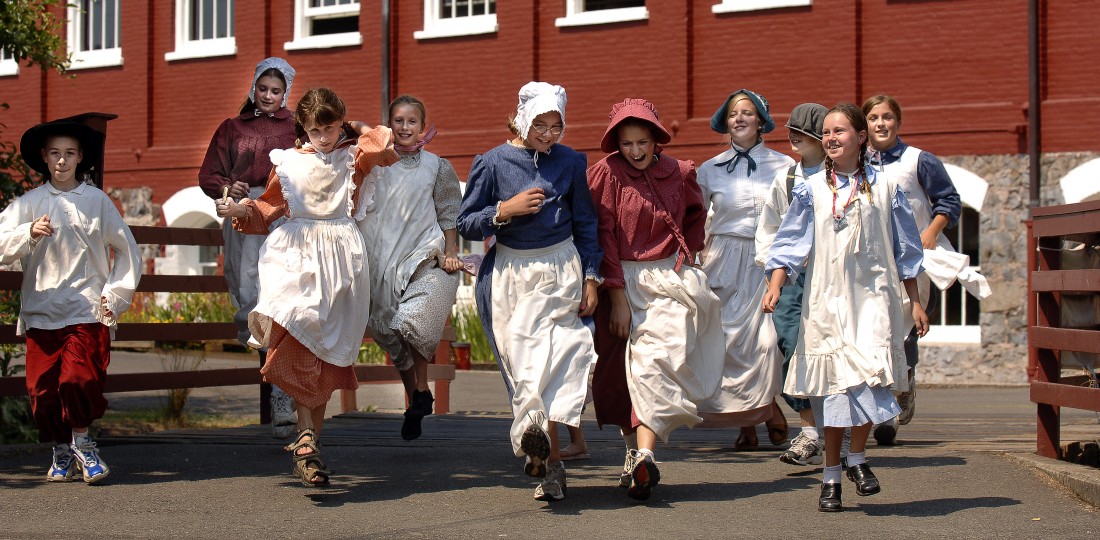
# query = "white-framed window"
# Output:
<box><xmin>165</xmin><ymin>0</ymin><xmax>236</xmax><ymax>61</ymax></box>
<box><xmin>414</xmin><ymin>0</ymin><xmax>497</xmax><ymax>40</ymax></box>
<box><xmin>924</xmin><ymin>206</ymin><xmax>982</xmax><ymax>344</ymax></box>
<box><xmin>712</xmin><ymin>0</ymin><xmax>812</xmax><ymax>14</ymax></box>
<box><xmin>284</xmin><ymin>0</ymin><xmax>362</xmax><ymax>51</ymax></box>
<box><xmin>67</xmin><ymin>0</ymin><xmax>123</xmax><ymax>70</ymax></box>
<box><xmin>0</xmin><ymin>49</ymin><xmax>18</xmax><ymax>77</ymax></box>
<box><xmin>555</xmin><ymin>0</ymin><xmax>648</xmax><ymax>28</ymax></box>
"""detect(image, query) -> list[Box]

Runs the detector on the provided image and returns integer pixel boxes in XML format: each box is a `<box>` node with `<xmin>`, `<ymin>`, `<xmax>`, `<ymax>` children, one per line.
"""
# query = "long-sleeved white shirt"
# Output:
<box><xmin>0</xmin><ymin>182</ymin><xmax>141</xmax><ymax>336</ymax></box>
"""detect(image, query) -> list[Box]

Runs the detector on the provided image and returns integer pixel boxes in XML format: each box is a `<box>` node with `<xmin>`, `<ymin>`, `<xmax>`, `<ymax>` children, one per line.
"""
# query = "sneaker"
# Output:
<box><xmin>533</xmin><ymin>461</ymin><xmax>566</xmax><ymax>501</ymax></box>
<box><xmin>627</xmin><ymin>450</ymin><xmax>661</xmax><ymax>501</ymax></box>
<box><xmin>70</xmin><ymin>437</ymin><xmax>110</xmax><ymax>484</ymax></box>
<box><xmin>780</xmin><ymin>432</ymin><xmax>824</xmax><ymax>466</ymax></box>
<box><xmin>873</xmin><ymin>417</ymin><xmax>899</xmax><ymax>446</ymax></box>
<box><xmin>520</xmin><ymin>423</ymin><xmax>551</xmax><ymax>478</ymax></box>
<box><xmin>897</xmin><ymin>369</ymin><xmax>916</xmax><ymax>425</ymax></box>
<box><xmin>271</xmin><ymin>388</ymin><xmax>297</xmax><ymax>440</ymax></box>
<box><xmin>618</xmin><ymin>450</ymin><xmax>636</xmax><ymax>488</ymax></box>
<box><xmin>47</xmin><ymin>443</ymin><xmax>77</xmax><ymax>482</ymax></box>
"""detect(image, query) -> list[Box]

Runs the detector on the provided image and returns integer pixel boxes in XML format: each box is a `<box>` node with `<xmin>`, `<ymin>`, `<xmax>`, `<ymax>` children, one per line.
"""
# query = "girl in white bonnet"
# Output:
<box><xmin>457</xmin><ymin>81</ymin><xmax>602</xmax><ymax>502</ymax></box>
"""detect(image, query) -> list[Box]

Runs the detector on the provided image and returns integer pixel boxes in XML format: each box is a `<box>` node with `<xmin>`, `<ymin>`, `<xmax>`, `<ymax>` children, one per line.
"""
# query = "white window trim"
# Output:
<box><xmin>922</xmin><ymin>324</ymin><xmax>981</xmax><ymax>345</ymax></box>
<box><xmin>284</xmin><ymin>0</ymin><xmax>362</xmax><ymax>51</ymax></box>
<box><xmin>414</xmin><ymin>0</ymin><xmax>497</xmax><ymax>40</ymax></box>
<box><xmin>66</xmin><ymin>2</ymin><xmax>123</xmax><ymax>70</ymax></box>
<box><xmin>165</xmin><ymin>0</ymin><xmax>237</xmax><ymax>61</ymax></box>
<box><xmin>712</xmin><ymin>0</ymin><xmax>812</xmax><ymax>14</ymax></box>
<box><xmin>555</xmin><ymin>3</ymin><xmax>648</xmax><ymax>28</ymax></box>
<box><xmin>0</xmin><ymin>54</ymin><xmax>18</xmax><ymax>77</ymax></box>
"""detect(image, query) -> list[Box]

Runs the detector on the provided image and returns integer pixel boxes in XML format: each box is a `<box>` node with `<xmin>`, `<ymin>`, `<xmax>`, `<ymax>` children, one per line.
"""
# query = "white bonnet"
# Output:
<box><xmin>514</xmin><ymin>81</ymin><xmax>567</xmax><ymax>142</ymax></box>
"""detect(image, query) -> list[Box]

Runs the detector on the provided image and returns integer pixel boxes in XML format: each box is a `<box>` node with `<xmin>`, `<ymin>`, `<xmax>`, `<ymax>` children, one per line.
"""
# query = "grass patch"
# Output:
<box><xmin>93</xmin><ymin>408</ymin><xmax>257</xmax><ymax>437</ymax></box>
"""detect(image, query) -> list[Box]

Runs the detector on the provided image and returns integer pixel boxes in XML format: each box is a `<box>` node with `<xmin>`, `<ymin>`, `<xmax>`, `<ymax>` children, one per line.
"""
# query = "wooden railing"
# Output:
<box><xmin>1027</xmin><ymin>199</ymin><xmax>1100</xmax><ymax>459</ymax></box>
<box><xmin>0</xmin><ymin>225</ymin><xmax>455</xmax><ymax>417</ymax></box>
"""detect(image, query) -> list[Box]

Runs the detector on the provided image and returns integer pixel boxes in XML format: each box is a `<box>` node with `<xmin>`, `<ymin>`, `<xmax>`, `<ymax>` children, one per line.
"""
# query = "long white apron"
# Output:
<box><xmin>785</xmin><ymin>174</ymin><xmax>910</xmax><ymax>397</ymax></box>
<box><xmin>248</xmin><ymin>147</ymin><xmax>371</xmax><ymax>367</ymax></box>
<box><xmin>696</xmin><ymin>234</ymin><xmax>782</xmax><ymax>418</ymax></box>
<box><xmin>621</xmin><ymin>256</ymin><xmax>724</xmax><ymax>442</ymax></box>
<box><xmin>358</xmin><ymin>152</ymin><xmax>458</xmax><ymax>367</ymax></box>
<box><xmin>491</xmin><ymin>240</ymin><xmax>596</xmax><ymax>456</ymax></box>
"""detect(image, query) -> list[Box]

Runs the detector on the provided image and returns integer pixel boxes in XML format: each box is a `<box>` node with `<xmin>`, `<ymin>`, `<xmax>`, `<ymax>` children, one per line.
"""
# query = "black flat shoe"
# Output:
<box><xmin>848</xmin><ymin>463</ymin><xmax>881</xmax><ymax>496</ymax></box>
<box><xmin>818</xmin><ymin>483</ymin><xmax>842</xmax><ymax>512</ymax></box>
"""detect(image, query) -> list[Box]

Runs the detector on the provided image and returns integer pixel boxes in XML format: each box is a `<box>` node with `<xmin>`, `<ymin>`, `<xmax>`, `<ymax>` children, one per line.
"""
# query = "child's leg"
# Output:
<box><xmin>547</xmin><ymin>420</ymin><xmax>562</xmax><ymax>463</ymax></box>
<box><xmin>560</xmin><ymin>424</ymin><xmax>588</xmax><ymax>458</ymax></box>
<box><xmin>823</xmin><ymin>426</ymin><xmax>845</xmax><ymax>467</ymax></box>
<box><xmin>56</xmin><ymin>325</ymin><xmax>111</xmax><ymax>432</ymax></box>
<box><xmin>24</xmin><ymin>329</ymin><xmax>69</xmax><ymax>444</ymax></box>
<box><xmin>627</xmin><ymin>423</ymin><xmax>662</xmax><ymax>501</ymax></box>
<box><xmin>848</xmin><ymin>422</ymin><xmax>873</xmax><ymax>455</ymax></box>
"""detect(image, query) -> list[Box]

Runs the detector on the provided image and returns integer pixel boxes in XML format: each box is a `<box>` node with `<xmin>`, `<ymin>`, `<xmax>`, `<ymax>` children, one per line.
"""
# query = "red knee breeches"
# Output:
<box><xmin>24</xmin><ymin>323</ymin><xmax>111</xmax><ymax>443</ymax></box>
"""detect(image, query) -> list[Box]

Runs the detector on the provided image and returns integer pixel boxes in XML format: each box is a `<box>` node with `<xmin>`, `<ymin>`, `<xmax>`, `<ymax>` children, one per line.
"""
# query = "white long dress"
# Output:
<box><xmin>248</xmin><ymin>145</ymin><xmax>375</xmax><ymax>367</ymax></box>
<box><xmin>695</xmin><ymin>143</ymin><xmax>793</xmax><ymax>421</ymax></box>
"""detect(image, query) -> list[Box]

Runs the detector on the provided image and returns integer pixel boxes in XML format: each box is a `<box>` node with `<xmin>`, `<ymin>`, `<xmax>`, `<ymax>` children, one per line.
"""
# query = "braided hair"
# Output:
<box><xmin>824</xmin><ymin>102</ymin><xmax>873</xmax><ymax>203</ymax></box>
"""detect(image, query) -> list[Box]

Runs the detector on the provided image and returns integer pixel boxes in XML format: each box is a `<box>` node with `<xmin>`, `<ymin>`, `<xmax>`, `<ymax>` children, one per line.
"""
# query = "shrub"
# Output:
<box><xmin>453</xmin><ymin>305</ymin><xmax>494</xmax><ymax>364</ymax></box>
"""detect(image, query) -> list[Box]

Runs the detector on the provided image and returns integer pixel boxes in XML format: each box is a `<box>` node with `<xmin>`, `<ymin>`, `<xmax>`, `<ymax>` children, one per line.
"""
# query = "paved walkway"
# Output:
<box><xmin>1</xmin><ymin>351</ymin><xmax>1097</xmax><ymax>539</ymax></box>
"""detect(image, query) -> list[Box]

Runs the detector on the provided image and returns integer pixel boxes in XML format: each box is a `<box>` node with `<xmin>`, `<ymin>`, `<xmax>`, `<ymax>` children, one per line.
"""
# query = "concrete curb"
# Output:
<box><xmin>1004</xmin><ymin>451</ymin><xmax>1100</xmax><ymax>509</ymax></box>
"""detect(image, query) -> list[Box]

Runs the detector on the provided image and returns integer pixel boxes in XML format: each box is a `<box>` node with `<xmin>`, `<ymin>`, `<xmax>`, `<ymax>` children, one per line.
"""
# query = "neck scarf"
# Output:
<box><xmin>715</xmin><ymin>142</ymin><xmax>759</xmax><ymax>176</ymax></box>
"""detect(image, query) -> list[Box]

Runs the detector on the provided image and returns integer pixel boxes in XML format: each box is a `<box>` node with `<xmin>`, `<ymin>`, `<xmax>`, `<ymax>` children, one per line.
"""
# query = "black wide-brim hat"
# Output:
<box><xmin>19</xmin><ymin>120</ymin><xmax>105</xmax><ymax>177</ymax></box>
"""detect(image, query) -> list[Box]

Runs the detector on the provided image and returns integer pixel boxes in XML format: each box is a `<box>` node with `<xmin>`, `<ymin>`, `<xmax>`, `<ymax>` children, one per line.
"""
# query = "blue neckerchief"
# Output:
<box><xmin>715</xmin><ymin>143</ymin><xmax>759</xmax><ymax>176</ymax></box>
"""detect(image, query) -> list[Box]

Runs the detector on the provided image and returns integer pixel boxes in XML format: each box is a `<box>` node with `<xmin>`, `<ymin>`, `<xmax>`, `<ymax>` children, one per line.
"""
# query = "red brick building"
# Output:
<box><xmin>2</xmin><ymin>0</ymin><xmax>1097</xmax><ymax>382</ymax></box>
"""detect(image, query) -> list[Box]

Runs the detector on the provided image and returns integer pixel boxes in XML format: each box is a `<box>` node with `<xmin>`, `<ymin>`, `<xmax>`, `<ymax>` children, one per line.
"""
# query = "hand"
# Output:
<box><xmin>912</xmin><ymin>301</ymin><xmax>929</xmax><ymax>337</ymax></box>
<box><xmin>228</xmin><ymin>181</ymin><xmax>251</xmax><ymax>200</ymax></box>
<box><xmin>442</xmin><ymin>248</ymin><xmax>463</xmax><ymax>273</ymax></box>
<box><xmin>101</xmin><ymin>296</ymin><xmax>114</xmax><ymax>319</ymax></box>
<box><xmin>761</xmin><ymin>287</ymin><xmax>781</xmax><ymax>313</ymax></box>
<box><xmin>216</xmin><ymin>198</ymin><xmax>247</xmax><ymax>218</ymax></box>
<box><xmin>920</xmin><ymin>228</ymin><xmax>938</xmax><ymax>250</ymax></box>
<box><xmin>609</xmin><ymin>295</ymin><xmax>631</xmax><ymax>339</ymax></box>
<box><xmin>578</xmin><ymin>279</ymin><xmax>598</xmax><ymax>317</ymax></box>
<box><xmin>498</xmin><ymin>188</ymin><xmax>546</xmax><ymax>221</ymax></box>
<box><xmin>30</xmin><ymin>215</ymin><xmax>53</xmax><ymax>239</ymax></box>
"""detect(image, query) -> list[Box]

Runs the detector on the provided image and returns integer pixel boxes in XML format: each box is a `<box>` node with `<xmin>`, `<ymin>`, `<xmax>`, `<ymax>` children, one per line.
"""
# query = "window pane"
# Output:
<box><xmin>583</xmin><ymin>0</ymin><xmax>644</xmax><ymax>10</ymax></box>
<box><xmin>216</xmin><ymin>0</ymin><xmax>229</xmax><ymax>38</ymax></box>
<box><xmin>229</xmin><ymin>0</ymin><xmax>234</xmax><ymax>36</ymax></box>
<box><xmin>311</xmin><ymin>15</ymin><xmax>358</xmax><ymax>35</ymax></box>
<box><xmin>202</xmin><ymin>0</ymin><xmax>214</xmax><ymax>40</ymax></box>
<box><xmin>105</xmin><ymin>0</ymin><xmax>117</xmax><ymax>49</ymax></box>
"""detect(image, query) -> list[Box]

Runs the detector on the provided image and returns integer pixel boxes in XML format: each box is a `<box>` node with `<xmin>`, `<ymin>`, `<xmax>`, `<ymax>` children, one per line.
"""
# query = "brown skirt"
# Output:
<box><xmin>260</xmin><ymin>323</ymin><xmax>358</xmax><ymax>409</ymax></box>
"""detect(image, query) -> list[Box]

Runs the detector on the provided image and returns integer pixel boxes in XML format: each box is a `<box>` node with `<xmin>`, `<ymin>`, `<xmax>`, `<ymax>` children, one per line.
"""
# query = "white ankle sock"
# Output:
<box><xmin>71</xmin><ymin>431</ymin><xmax>90</xmax><ymax>445</ymax></box>
<box><xmin>801</xmin><ymin>426</ymin><xmax>818</xmax><ymax>440</ymax></box>
<box><xmin>622</xmin><ymin>431</ymin><xmax>638</xmax><ymax>451</ymax></box>
<box><xmin>823</xmin><ymin>464</ymin><xmax>843</xmax><ymax>484</ymax></box>
<box><xmin>638</xmin><ymin>448</ymin><xmax>654</xmax><ymax>460</ymax></box>
<box><xmin>847</xmin><ymin>451</ymin><xmax>866</xmax><ymax>467</ymax></box>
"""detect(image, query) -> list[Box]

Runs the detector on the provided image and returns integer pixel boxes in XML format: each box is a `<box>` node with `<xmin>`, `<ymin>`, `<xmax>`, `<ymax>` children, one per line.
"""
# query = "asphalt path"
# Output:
<box><xmin>1</xmin><ymin>350</ymin><xmax>1097</xmax><ymax>539</ymax></box>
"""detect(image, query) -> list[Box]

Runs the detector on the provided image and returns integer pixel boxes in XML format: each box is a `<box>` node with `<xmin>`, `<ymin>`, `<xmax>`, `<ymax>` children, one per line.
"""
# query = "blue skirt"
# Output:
<box><xmin>808</xmin><ymin>382</ymin><xmax>900</xmax><ymax>428</ymax></box>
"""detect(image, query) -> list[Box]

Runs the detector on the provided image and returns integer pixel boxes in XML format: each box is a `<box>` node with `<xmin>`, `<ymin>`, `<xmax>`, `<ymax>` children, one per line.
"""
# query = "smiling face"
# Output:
<box><xmin>41</xmin><ymin>135</ymin><xmax>83</xmax><ymax>184</ymax></box>
<box><xmin>866</xmin><ymin>102</ymin><xmax>900</xmax><ymax>151</ymax></box>
<box><xmin>821</xmin><ymin>111</ymin><xmax>867</xmax><ymax>171</ymax></box>
<box><xmin>726</xmin><ymin>96</ymin><xmax>762</xmax><ymax>148</ymax></box>
<box><xmin>390</xmin><ymin>103</ymin><xmax>424</xmax><ymax>148</ymax></box>
<box><xmin>617</xmin><ymin>122</ymin><xmax>656</xmax><ymax>171</ymax></box>
<box><xmin>788</xmin><ymin>128</ymin><xmax>825</xmax><ymax>162</ymax></box>
<box><xmin>303</xmin><ymin>119</ymin><xmax>345</xmax><ymax>154</ymax></box>
<box><xmin>253</xmin><ymin>74</ymin><xmax>286</xmax><ymax>115</ymax></box>
<box><xmin>524</xmin><ymin>111</ymin><xmax>562</xmax><ymax>153</ymax></box>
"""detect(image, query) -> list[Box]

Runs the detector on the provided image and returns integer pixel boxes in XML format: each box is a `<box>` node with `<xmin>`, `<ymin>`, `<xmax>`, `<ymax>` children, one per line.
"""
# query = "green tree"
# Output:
<box><xmin>0</xmin><ymin>0</ymin><xmax>71</xmax><ymax>74</ymax></box>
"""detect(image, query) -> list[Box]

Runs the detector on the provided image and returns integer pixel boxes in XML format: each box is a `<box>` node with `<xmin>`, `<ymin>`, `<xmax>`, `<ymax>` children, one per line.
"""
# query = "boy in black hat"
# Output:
<box><xmin>0</xmin><ymin>118</ymin><xmax>141</xmax><ymax>484</ymax></box>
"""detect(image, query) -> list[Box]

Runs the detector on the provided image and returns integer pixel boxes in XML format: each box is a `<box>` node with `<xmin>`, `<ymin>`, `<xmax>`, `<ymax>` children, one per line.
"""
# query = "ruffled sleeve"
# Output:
<box><xmin>765</xmin><ymin>181</ymin><xmax>815</xmax><ymax>281</ymax></box>
<box><xmin>232</xmin><ymin>162</ymin><xmax>287</xmax><ymax>235</ymax></box>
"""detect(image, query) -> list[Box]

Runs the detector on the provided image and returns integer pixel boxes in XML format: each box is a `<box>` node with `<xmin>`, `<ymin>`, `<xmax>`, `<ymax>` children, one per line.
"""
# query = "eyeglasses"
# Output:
<box><xmin>531</xmin><ymin>124</ymin><xmax>563</xmax><ymax>135</ymax></box>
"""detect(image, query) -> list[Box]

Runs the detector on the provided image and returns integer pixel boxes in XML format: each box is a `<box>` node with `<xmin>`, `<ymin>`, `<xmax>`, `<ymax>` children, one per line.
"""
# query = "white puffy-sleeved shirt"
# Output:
<box><xmin>697</xmin><ymin>142</ymin><xmax>795</xmax><ymax>239</ymax></box>
<box><xmin>0</xmin><ymin>182</ymin><xmax>141</xmax><ymax>336</ymax></box>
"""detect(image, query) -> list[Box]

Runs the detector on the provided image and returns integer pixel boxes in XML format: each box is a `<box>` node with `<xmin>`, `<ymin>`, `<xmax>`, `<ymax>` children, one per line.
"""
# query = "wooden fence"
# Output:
<box><xmin>1027</xmin><ymin>199</ymin><xmax>1100</xmax><ymax>458</ymax></box>
<box><xmin>0</xmin><ymin>225</ymin><xmax>456</xmax><ymax>418</ymax></box>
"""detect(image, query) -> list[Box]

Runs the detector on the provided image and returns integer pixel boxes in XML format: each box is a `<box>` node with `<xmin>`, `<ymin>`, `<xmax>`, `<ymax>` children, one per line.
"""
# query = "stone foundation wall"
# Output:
<box><xmin>920</xmin><ymin>152</ymin><xmax>1099</xmax><ymax>385</ymax></box>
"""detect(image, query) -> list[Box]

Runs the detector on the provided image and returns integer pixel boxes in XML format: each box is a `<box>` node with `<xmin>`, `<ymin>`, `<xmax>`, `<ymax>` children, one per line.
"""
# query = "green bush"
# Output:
<box><xmin>357</xmin><ymin>341</ymin><xmax>389</xmax><ymax>365</ymax></box>
<box><xmin>453</xmin><ymin>305</ymin><xmax>495</xmax><ymax>364</ymax></box>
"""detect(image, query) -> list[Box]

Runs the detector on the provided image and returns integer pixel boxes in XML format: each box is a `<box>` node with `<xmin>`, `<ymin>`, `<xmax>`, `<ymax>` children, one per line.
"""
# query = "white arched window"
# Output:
<box><xmin>156</xmin><ymin>186</ymin><xmax>223</xmax><ymax>277</ymax></box>
<box><xmin>923</xmin><ymin>164</ymin><xmax>988</xmax><ymax>344</ymax></box>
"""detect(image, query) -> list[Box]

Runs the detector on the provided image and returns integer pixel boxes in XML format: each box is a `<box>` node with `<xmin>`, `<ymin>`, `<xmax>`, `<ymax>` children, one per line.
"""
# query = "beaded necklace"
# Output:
<box><xmin>828</xmin><ymin>169</ymin><xmax>860</xmax><ymax>231</ymax></box>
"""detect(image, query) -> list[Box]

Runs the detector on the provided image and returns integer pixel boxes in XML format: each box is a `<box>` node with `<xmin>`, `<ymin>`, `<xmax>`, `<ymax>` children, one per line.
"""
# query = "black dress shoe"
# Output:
<box><xmin>818</xmin><ymin>483</ymin><xmax>842</xmax><ymax>512</ymax></box>
<box><xmin>848</xmin><ymin>463</ymin><xmax>881</xmax><ymax>496</ymax></box>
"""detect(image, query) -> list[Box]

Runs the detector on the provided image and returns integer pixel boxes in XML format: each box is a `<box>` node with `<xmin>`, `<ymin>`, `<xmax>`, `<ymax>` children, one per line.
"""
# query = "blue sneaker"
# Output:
<box><xmin>46</xmin><ymin>443</ymin><xmax>76</xmax><ymax>482</ymax></box>
<box><xmin>70</xmin><ymin>437</ymin><xmax>110</xmax><ymax>484</ymax></box>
